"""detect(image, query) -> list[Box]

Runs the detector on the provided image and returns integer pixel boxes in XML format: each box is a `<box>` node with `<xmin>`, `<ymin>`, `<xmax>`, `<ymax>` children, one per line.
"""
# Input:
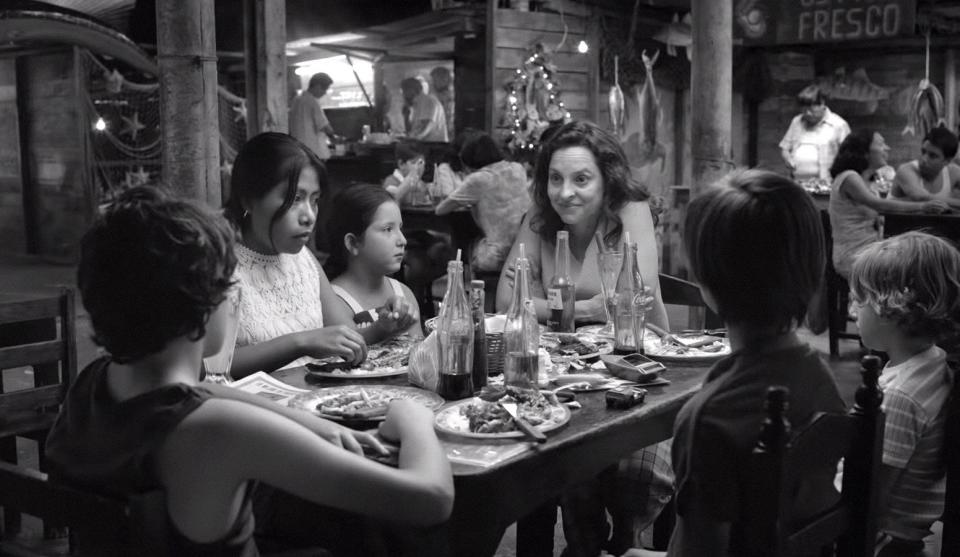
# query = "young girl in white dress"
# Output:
<box><xmin>223</xmin><ymin>133</ymin><xmax>416</xmax><ymax>378</ymax></box>
<box><xmin>326</xmin><ymin>184</ymin><xmax>422</xmax><ymax>342</ymax></box>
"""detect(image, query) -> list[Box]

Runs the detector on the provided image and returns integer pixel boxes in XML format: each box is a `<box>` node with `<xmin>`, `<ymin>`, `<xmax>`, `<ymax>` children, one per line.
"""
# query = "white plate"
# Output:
<box><xmin>305</xmin><ymin>364</ymin><xmax>408</xmax><ymax>380</ymax></box>
<box><xmin>642</xmin><ymin>335</ymin><xmax>731</xmax><ymax>363</ymax></box>
<box><xmin>434</xmin><ymin>396</ymin><xmax>571</xmax><ymax>439</ymax></box>
<box><xmin>291</xmin><ymin>385</ymin><xmax>444</xmax><ymax>422</ymax></box>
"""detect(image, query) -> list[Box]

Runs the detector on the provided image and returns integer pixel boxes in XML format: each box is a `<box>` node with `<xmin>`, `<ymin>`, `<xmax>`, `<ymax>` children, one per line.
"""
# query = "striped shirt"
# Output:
<box><xmin>879</xmin><ymin>345</ymin><xmax>954</xmax><ymax>541</ymax></box>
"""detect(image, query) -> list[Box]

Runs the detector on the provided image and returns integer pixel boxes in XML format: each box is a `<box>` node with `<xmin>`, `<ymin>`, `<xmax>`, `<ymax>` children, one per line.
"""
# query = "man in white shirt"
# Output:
<box><xmin>401</xmin><ymin>77</ymin><xmax>448</xmax><ymax>142</ymax></box>
<box><xmin>779</xmin><ymin>85</ymin><xmax>850</xmax><ymax>181</ymax></box>
<box><xmin>290</xmin><ymin>73</ymin><xmax>335</xmax><ymax>160</ymax></box>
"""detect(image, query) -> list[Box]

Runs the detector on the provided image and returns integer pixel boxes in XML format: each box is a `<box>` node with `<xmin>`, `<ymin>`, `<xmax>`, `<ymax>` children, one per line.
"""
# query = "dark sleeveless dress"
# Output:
<box><xmin>45</xmin><ymin>357</ymin><xmax>258</xmax><ymax>556</ymax></box>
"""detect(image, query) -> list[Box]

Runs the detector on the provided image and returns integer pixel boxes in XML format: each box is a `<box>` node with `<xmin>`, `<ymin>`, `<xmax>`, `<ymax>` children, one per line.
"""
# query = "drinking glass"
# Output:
<box><xmin>203</xmin><ymin>287</ymin><xmax>241</xmax><ymax>384</ymax></box>
<box><xmin>597</xmin><ymin>251</ymin><xmax>623</xmax><ymax>337</ymax></box>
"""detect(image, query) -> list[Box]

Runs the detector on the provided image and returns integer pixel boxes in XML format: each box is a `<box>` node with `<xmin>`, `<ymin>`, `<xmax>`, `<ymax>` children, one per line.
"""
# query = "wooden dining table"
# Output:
<box><xmin>881</xmin><ymin>209</ymin><xmax>960</xmax><ymax>242</ymax></box>
<box><xmin>273</xmin><ymin>358</ymin><xmax>710</xmax><ymax>557</ymax></box>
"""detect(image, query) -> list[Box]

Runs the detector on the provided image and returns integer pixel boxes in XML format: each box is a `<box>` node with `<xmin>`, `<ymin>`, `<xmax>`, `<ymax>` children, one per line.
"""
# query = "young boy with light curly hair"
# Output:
<box><xmin>849</xmin><ymin>231</ymin><xmax>960</xmax><ymax>556</ymax></box>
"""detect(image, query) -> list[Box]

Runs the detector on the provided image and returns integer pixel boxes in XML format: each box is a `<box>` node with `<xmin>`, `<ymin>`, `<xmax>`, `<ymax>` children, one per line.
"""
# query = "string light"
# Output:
<box><xmin>94</xmin><ymin>117</ymin><xmax>107</xmax><ymax>132</ymax></box>
<box><xmin>577</xmin><ymin>40</ymin><xmax>589</xmax><ymax>53</ymax></box>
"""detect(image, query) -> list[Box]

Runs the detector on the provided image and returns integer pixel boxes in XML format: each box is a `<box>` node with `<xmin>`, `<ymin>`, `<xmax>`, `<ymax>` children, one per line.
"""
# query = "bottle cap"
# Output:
<box><xmin>471</xmin><ymin>280</ymin><xmax>485</xmax><ymax>288</ymax></box>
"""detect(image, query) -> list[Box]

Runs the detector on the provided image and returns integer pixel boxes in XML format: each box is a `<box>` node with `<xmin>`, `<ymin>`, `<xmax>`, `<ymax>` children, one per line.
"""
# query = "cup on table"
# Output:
<box><xmin>597</xmin><ymin>251</ymin><xmax>623</xmax><ymax>336</ymax></box>
<box><xmin>203</xmin><ymin>287</ymin><xmax>241</xmax><ymax>384</ymax></box>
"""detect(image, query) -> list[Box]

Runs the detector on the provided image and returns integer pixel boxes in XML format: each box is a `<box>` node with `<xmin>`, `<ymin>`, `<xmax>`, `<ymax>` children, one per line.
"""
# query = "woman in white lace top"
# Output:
<box><xmin>223</xmin><ymin>133</ymin><xmax>415</xmax><ymax>378</ymax></box>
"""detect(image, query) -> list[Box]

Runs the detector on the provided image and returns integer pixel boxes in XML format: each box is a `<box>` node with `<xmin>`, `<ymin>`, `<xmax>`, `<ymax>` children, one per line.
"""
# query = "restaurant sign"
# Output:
<box><xmin>735</xmin><ymin>0</ymin><xmax>916</xmax><ymax>45</ymax></box>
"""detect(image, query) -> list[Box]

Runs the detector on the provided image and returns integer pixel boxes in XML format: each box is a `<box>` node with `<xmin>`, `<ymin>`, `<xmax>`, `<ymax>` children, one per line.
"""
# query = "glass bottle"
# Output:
<box><xmin>469</xmin><ymin>279</ymin><xmax>488</xmax><ymax>391</ymax></box>
<box><xmin>613</xmin><ymin>235</ymin><xmax>646</xmax><ymax>354</ymax></box>
<box><xmin>437</xmin><ymin>260</ymin><xmax>475</xmax><ymax>400</ymax></box>
<box><xmin>546</xmin><ymin>230</ymin><xmax>576</xmax><ymax>332</ymax></box>
<box><xmin>503</xmin><ymin>244</ymin><xmax>540</xmax><ymax>390</ymax></box>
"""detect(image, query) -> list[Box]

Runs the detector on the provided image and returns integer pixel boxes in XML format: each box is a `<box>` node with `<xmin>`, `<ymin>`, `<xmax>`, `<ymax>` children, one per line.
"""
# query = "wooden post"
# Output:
<box><xmin>690</xmin><ymin>0</ymin><xmax>734</xmax><ymax>196</ymax></box>
<box><xmin>485</xmin><ymin>0</ymin><xmax>497</xmax><ymax>135</ymax></box>
<box><xmin>586</xmin><ymin>7</ymin><xmax>599</xmax><ymax>124</ymax></box>
<box><xmin>243</xmin><ymin>0</ymin><xmax>288</xmax><ymax>136</ymax></box>
<box><xmin>156</xmin><ymin>0</ymin><xmax>221</xmax><ymax>206</ymax></box>
<box><xmin>946</xmin><ymin>49</ymin><xmax>956</xmax><ymax>132</ymax></box>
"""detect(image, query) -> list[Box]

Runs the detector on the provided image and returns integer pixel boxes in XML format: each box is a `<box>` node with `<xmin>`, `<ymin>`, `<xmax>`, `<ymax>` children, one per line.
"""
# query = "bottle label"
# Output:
<box><xmin>547</xmin><ymin>288</ymin><xmax>563</xmax><ymax>310</ymax></box>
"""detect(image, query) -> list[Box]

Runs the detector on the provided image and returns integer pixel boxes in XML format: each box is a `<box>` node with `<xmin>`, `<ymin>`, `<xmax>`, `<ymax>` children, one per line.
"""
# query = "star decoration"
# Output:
<box><xmin>220</xmin><ymin>160</ymin><xmax>233</xmax><ymax>176</ymax></box>
<box><xmin>120</xmin><ymin>111</ymin><xmax>146</xmax><ymax>141</ymax></box>
<box><xmin>232</xmin><ymin>101</ymin><xmax>247</xmax><ymax>123</ymax></box>
<box><xmin>105</xmin><ymin>69</ymin><xmax>123</xmax><ymax>93</ymax></box>
<box><xmin>123</xmin><ymin>166</ymin><xmax>151</xmax><ymax>189</ymax></box>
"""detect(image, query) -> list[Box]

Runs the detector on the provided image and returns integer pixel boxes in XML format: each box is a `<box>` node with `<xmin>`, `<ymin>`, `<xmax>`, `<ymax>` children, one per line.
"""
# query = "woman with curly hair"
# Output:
<box><xmin>495</xmin><ymin>120</ymin><xmax>667</xmax><ymax>330</ymax></box>
<box><xmin>849</xmin><ymin>231</ymin><xmax>960</xmax><ymax>556</ymax></box>
<box><xmin>829</xmin><ymin>129</ymin><xmax>947</xmax><ymax>279</ymax></box>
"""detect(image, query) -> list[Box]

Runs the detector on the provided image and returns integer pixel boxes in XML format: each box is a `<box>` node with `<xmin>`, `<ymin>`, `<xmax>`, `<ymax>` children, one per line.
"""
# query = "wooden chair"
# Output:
<box><xmin>820</xmin><ymin>210</ymin><xmax>861</xmax><ymax>358</ymax></box>
<box><xmin>942</xmin><ymin>357</ymin><xmax>960</xmax><ymax>556</ymax></box>
<box><xmin>657</xmin><ymin>273</ymin><xmax>722</xmax><ymax>330</ymax></box>
<box><xmin>0</xmin><ymin>289</ymin><xmax>77</xmax><ymax>538</ymax></box>
<box><xmin>737</xmin><ymin>355</ymin><xmax>885</xmax><ymax>557</ymax></box>
<box><xmin>0</xmin><ymin>460</ymin><xmax>169</xmax><ymax>556</ymax></box>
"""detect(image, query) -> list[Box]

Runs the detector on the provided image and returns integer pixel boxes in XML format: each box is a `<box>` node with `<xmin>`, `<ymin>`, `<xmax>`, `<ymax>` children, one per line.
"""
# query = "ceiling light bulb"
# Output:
<box><xmin>94</xmin><ymin>117</ymin><xmax>106</xmax><ymax>132</ymax></box>
<box><xmin>577</xmin><ymin>40</ymin><xmax>589</xmax><ymax>54</ymax></box>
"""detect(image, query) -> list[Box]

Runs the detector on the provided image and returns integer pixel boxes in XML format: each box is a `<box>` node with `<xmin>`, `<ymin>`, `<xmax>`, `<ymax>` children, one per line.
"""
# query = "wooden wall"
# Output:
<box><xmin>491</xmin><ymin>8</ymin><xmax>596</xmax><ymax>133</ymax></box>
<box><xmin>17</xmin><ymin>49</ymin><xmax>92</xmax><ymax>260</ymax></box>
<box><xmin>0</xmin><ymin>58</ymin><xmax>25</xmax><ymax>254</ymax></box>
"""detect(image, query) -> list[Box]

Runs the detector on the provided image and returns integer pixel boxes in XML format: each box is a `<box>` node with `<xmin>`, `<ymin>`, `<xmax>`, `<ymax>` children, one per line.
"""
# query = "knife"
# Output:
<box><xmin>499</xmin><ymin>402</ymin><xmax>546</xmax><ymax>443</ymax></box>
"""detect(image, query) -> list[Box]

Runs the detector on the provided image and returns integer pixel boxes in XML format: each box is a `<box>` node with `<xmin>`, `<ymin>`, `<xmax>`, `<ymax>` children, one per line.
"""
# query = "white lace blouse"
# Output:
<box><xmin>234</xmin><ymin>244</ymin><xmax>325</xmax><ymax>369</ymax></box>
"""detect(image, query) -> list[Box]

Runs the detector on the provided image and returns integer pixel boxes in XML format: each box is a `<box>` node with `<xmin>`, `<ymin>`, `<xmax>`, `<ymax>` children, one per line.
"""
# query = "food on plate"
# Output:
<box><xmin>543</xmin><ymin>333</ymin><xmax>610</xmax><ymax>361</ymax></box>
<box><xmin>316</xmin><ymin>388</ymin><xmax>400</xmax><ymax>419</ymax></box>
<box><xmin>307</xmin><ymin>338</ymin><xmax>412</xmax><ymax>375</ymax></box>
<box><xmin>460</xmin><ymin>388</ymin><xmax>558</xmax><ymax>434</ymax></box>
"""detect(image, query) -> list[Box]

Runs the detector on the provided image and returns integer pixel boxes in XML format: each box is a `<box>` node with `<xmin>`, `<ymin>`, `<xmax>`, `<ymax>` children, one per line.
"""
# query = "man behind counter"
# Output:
<box><xmin>779</xmin><ymin>85</ymin><xmax>850</xmax><ymax>182</ymax></box>
<box><xmin>290</xmin><ymin>72</ymin><xmax>336</xmax><ymax>160</ymax></box>
<box><xmin>401</xmin><ymin>77</ymin><xmax>448</xmax><ymax>143</ymax></box>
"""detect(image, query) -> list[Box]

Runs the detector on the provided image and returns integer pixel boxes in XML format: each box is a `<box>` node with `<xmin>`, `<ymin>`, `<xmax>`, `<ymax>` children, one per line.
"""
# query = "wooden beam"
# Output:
<box><xmin>690</xmin><ymin>0</ymin><xmax>734</xmax><ymax>196</ymax></box>
<box><xmin>947</xmin><ymin>49</ymin><xmax>957</xmax><ymax>131</ymax></box>
<box><xmin>486</xmin><ymin>0</ymin><xmax>497</xmax><ymax>135</ymax></box>
<box><xmin>243</xmin><ymin>0</ymin><xmax>288</xmax><ymax>136</ymax></box>
<box><xmin>156</xmin><ymin>0</ymin><xmax>220</xmax><ymax>206</ymax></box>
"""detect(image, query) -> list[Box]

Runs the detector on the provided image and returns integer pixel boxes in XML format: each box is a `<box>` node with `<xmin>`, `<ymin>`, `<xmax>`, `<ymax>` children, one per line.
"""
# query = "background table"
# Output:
<box><xmin>881</xmin><ymin>210</ymin><xmax>960</xmax><ymax>243</ymax></box>
<box><xmin>274</xmin><ymin>360</ymin><xmax>710</xmax><ymax>556</ymax></box>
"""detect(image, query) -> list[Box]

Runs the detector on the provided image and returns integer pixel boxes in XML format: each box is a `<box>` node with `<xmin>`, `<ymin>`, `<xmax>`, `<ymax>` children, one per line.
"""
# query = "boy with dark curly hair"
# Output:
<box><xmin>849</xmin><ymin>231</ymin><xmax>960</xmax><ymax>556</ymax></box>
<box><xmin>45</xmin><ymin>186</ymin><xmax>453</xmax><ymax>555</ymax></box>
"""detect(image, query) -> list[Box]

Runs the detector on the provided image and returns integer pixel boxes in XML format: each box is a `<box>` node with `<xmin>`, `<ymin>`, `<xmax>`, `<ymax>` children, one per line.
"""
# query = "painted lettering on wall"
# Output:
<box><xmin>736</xmin><ymin>0</ymin><xmax>915</xmax><ymax>45</ymax></box>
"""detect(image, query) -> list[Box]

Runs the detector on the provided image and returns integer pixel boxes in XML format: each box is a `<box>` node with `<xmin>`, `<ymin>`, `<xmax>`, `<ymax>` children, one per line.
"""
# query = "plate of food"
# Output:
<box><xmin>549</xmin><ymin>372</ymin><xmax>621</xmax><ymax>392</ymax></box>
<box><xmin>540</xmin><ymin>332</ymin><xmax>613</xmax><ymax>362</ymax></box>
<box><xmin>434</xmin><ymin>388</ymin><xmax>571</xmax><ymax>439</ymax></box>
<box><xmin>291</xmin><ymin>385</ymin><xmax>444</xmax><ymax>422</ymax></box>
<box><xmin>643</xmin><ymin>333</ymin><xmax>731</xmax><ymax>363</ymax></box>
<box><xmin>305</xmin><ymin>336</ymin><xmax>415</xmax><ymax>379</ymax></box>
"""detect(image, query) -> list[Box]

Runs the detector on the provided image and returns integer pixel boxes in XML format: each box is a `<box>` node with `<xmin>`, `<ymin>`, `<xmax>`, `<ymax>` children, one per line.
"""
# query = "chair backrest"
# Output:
<box><xmin>0</xmin><ymin>289</ymin><xmax>77</xmax><ymax>437</ymax></box>
<box><xmin>0</xmin><ymin>459</ymin><xmax>169</xmax><ymax>556</ymax></box>
<box><xmin>943</xmin><ymin>359</ymin><xmax>960</xmax><ymax>556</ymax></box>
<box><xmin>657</xmin><ymin>273</ymin><xmax>722</xmax><ymax>330</ymax></box>
<box><xmin>738</xmin><ymin>355</ymin><xmax>885</xmax><ymax>557</ymax></box>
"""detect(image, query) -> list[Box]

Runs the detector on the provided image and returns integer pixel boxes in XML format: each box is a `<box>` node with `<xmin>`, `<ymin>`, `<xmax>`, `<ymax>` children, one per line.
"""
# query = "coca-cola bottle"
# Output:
<box><xmin>613</xmin><ymin>234</ymin><xmax>647</xmax><ymax>354</ymax></box>
<box><xmin>503</xmin><ymin>244</ymin><xmax>540</xmax><ymax>390</ymax></box>
<box><xmin>546</xmin><ymin>230</ymin><xmax>575</xmax><ymax>332</ymax></box>
<box><xmin>436</xmin><ymin>260</ymin><xmax>475</xmax><ymax>400</ymax></box>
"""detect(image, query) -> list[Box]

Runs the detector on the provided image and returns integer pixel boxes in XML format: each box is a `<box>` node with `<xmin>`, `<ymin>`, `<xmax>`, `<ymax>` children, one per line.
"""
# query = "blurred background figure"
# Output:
<box><xmin>401</xmin><ymin>77</ymin><xmax>448</xmax><ymax>142</ymax></box>
<box><xmin>430</xmin><ymin>66</ymin><xmax>455</xmax><ymax>141</ymax></box>
<box><xmin>289</xmin><ymin>72</ymin><xmax>335</xmax><ymax>161</ymax></box>
<box><xmin>780</xmin><ymin>85</ymin><xmax>850</xmax><ymax>183</ymax></box>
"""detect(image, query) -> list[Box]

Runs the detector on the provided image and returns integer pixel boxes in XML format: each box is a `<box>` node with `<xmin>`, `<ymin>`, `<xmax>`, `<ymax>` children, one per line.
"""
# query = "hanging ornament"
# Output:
<box><xmin>105</xmin><ymin>69</ymin><xmax>124</xmax><ymax>94</ymax></box>
<box><xmin>501</xmin><ymin>42</ymin><xmax>571</xmax><ymax>156</ymax></box>
<box><xmin>232</xmin><ymin>100</ymin><xmax>247</xmax><ymax>123</ymax></box>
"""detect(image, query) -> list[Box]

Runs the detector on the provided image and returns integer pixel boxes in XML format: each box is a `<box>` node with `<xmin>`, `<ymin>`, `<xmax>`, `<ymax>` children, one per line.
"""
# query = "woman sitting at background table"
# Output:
<box><xmin>435</xmin><ymin>132</ymin><xmax>531</xmax><ymax>273</ymax></box>
<box><xmin>495</xmin><ymin>120</ymin><xmax>667</xmax><ymax>330</ymax></box>
<box><xmin>495</xmin><ymin>120</ymin><xmax>672</xmax><ymax>556</ymax></box>
<box><xmin>223</xmin><ymin>132</ymin><xmax>416</xmax><ymax>379</ymax></box>
<box><xmin>829</xmin><ymin>129</ymin><xmax>948</xmax><ymax>280</ymax></box>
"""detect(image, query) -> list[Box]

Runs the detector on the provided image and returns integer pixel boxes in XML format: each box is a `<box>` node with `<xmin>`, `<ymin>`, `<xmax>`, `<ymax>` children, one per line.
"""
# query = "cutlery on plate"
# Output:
<box><xmin>644</xmin><ymin>322</ymin><xmax>683</xmax><ymax>346</ymax></box>
<box><xmin>499</xmin><ymin>402</ymin><xmax>546</xmax><ymax>443</ymax></box>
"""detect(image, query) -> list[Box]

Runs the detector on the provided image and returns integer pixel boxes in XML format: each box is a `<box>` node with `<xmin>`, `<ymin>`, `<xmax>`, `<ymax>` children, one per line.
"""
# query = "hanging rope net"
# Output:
<box><xmin>82</xmin><ymin>51</ymin><xmax>247</xmax><ymax>204</ymax></box>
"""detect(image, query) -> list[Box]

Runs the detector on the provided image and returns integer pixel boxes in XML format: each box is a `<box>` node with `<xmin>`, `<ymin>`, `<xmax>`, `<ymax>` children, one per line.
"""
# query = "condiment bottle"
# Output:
<box><xmin>546</xmin><ymin>230</ymin><xmax>575</xmax><ymax>332</ymax></box>
<box><xmin>469</xmin><ymin>280</ymin><xmax>487</xmax><ymax>391</ymax></box>
<box><xmin>437</xmin><ymin>260</ymin><xmax>475</xmax><ymax>400</ymax></box>
<box><xmin>503</xmin><ymin>244</ymin><xmax>540</xmax><ymax>390</ymax></box>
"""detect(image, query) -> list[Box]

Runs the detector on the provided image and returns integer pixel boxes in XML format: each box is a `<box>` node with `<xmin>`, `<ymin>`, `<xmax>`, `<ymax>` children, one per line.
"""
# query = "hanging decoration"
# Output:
<box><xmin>82</xmin><ymin>51</ymin><xmax>249</xmax><ymax>203</ymax></box>
<box><xmin>501</xmin><ymin>42</ymin><xmax>571</xmax><ymax>156</ymax></box>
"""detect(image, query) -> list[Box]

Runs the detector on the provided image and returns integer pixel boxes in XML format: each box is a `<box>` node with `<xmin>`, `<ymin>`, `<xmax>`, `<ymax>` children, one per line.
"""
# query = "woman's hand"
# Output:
<box><xmin>375</xmin><ymin>295</ymin><xmax>419</xmax><ymax>336</ymax></box>
<box><xmin>922</xmin><ymin>200</ymin><xmax>950</xmax><ymax>213</ymax></box>
<box><xmin>299</xmin><ymin>325</ymin><xmax>367</xmax><ymax>364</ymax></box>
<box><xmin>378</xmin><ymin>399</ymin><xmax>435</xmax><ymax>443</ymax></box>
